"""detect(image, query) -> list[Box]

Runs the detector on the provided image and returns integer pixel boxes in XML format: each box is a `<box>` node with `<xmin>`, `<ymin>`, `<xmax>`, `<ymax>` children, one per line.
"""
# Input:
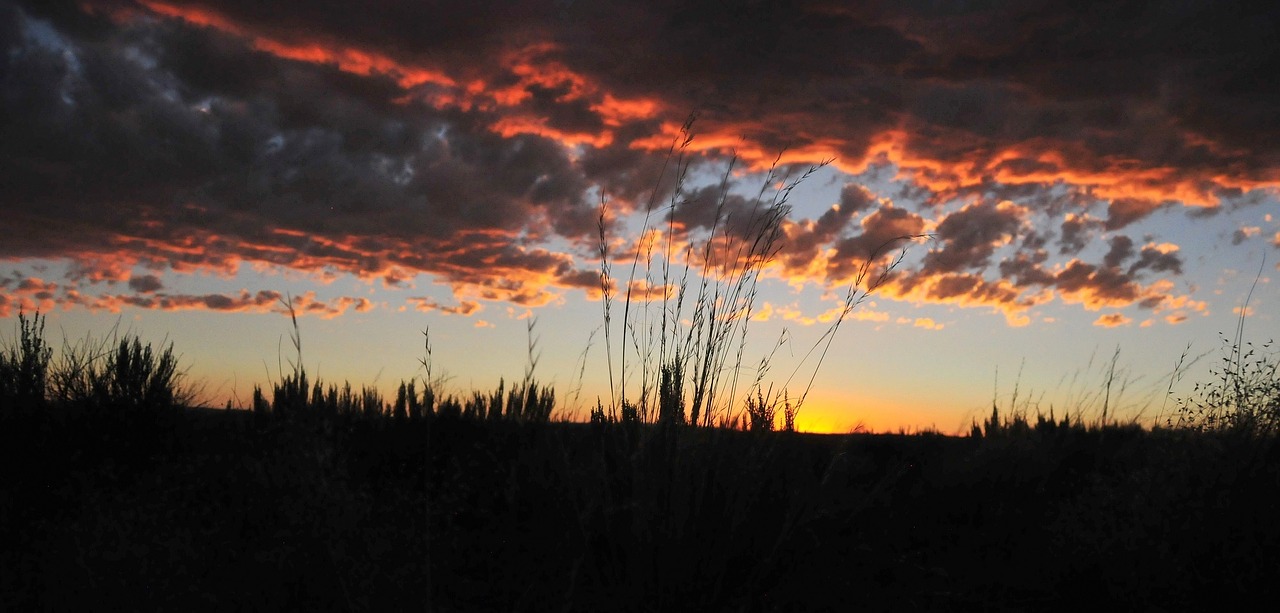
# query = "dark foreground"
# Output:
<box><xmin>3</xmin><ymin>407</ymin><xmax>1278</xmax><ymax>612</ymax></box>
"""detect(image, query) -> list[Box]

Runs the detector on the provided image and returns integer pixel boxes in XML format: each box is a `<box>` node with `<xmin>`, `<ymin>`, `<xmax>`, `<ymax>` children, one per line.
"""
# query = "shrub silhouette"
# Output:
<box><xmin>0</xmin><ymin>311</ymin><xmax>51</xmax><ymax>413</ymax></box>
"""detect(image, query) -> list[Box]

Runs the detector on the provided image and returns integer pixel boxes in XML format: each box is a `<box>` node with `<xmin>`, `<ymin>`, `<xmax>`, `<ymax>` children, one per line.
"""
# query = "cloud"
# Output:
<box><xmin>767</xmin><ymin>302</ymin><xmax>888</xmax><ymax>327</ymax></box>
<box><xmin>838</xmin><ymin>183</ymin><xmax>878</xmax><ymax>215</ymax></box>
<box><xmin>1105</xmin><ymin>198</ymin><xmax>1169</xmax><ymax>231</ymax></box>
<box><xmin>752</xmin><ymin>301</ymin><xmax>775</xmax><ymax>322</ymax></box>
<box><xmin>2</xmin><ymin>1</ymin><xmax>609</xmax><ymax>311</ymax></box>
<box><xmin>2</xmin><ymin>0</ymin><xmax>1273</xmax><ymax>322</ymax></box>
<box><xmin>0</xmin><ymin>267</ymin><xmax>372</xmax><ymax>318</ymax></box>
<box><xmin>922</xmin><ymin>200</ymin><xmax>1026</xmax><ymax>274</ymax></box>
<box><xmin>1058</xmin><ymin>214</ymin><xmax>1099</xmax><ymax>256</ymax></box>
<box><xmin>1129</xmin><ymin>243</ymin><xmax>1183</xmax><ymax>276</ymax></box>
<box><xmin>1094</xmin><ymin>313</ymin><xmax>1132</xmax><ymax>328</ymax></box>
<box><xmin>128</xmin><ymin>274</ymin><xmax>164</xmax><ymax>293</ymax></box>
<box><xmin>827</xmin><ymin>204</ymin><xmax>927</xmax><ymax>280</ymax></box>
<box><xmin>79</xmin><ymin>290</ymin><xmax>281</xmax><ymax>314</ymax></box>
<box><xmin>878</xmin><ymin>270</ymin><xmax>1044</xmax><ymax>326</ymax></box>
<box><xmin>1053</xmin><ymin>261</ymin><xmax>1141</xmax><ymax>309</ymax></box>
<box><xmin>1233</xmin><ymin>226</ymin><xmax>1262</xmax><ymax>245</ymax></box>
<box><xmin>1103</xmin><ymin>235</ymin><xmax>1136</xmax><ymax>269</ymax></box>
<box><xmin>408</xmin><ymin>296</ymin><xmax>481</xmax><ymax>316</ymax></box>
<box><xmin>910</xmin><ymin>317</ymin><xmax>944</xmax><ymax>330</ymax></box>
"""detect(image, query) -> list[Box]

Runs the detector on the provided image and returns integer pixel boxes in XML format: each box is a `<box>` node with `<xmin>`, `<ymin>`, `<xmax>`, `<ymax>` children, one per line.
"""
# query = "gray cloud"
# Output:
<box><xmin>1</xmin><ymin>0</ymin><xmax>1264</xmax><ymax>320</ymax></box>
<box><xmin>923</xmin><ymin>200</ymin><xmax>1025</xmax><ymax>274</ymax></box>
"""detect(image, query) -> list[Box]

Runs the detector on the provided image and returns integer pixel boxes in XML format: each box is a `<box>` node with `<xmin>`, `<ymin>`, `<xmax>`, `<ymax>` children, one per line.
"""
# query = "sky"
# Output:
<box><xmin>2</xmin><ymin>0</ymin><xmax>1279</xmax><ymax>433</ymax></box>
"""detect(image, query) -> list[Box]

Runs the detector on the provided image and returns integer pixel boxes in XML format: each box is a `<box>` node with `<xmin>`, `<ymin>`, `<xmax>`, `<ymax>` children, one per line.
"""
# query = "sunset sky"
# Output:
<box><xmin>3</xmin><ymin>0</ymin><xmax>1278</xmax><ymax>432</ymax></box>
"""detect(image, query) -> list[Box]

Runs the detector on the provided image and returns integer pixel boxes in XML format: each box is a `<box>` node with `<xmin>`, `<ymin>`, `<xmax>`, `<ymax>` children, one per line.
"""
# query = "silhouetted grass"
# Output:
<box><xmin>1171</xmin><ymin>333</ymin><xmax>1279</xmax><ymax>435</ymax></box>
<box><xmin>0</xmin><ymin>310</ymin><xmax>51</xmax><ymax>413</ymax></box>
<box><xmin>4</xmin><ymin>309</ymin><xmax>1280</xmax><ymax>610</ymax></box>
<box><xmin>594</xmin><ymin>119</ymin><xmax>925</xmax><ymax>431</ymax></box>
<box><xmin>1169</xmin><ymin>260</ymin><xmax>1280</xmax><ymax>436</ymax></box>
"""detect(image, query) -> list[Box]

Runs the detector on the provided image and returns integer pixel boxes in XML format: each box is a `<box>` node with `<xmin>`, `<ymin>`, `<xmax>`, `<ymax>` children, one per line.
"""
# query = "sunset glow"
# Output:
<box><xmin>3</xmin><ymin>0</ymin><xmax>1278</xmax><ymax>433</ymax></box>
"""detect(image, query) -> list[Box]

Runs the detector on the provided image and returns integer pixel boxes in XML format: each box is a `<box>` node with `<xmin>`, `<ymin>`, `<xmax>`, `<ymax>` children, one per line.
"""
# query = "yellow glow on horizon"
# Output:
<box><xmin>794</xmin><ymin>389</ymin><xmax>975</xmax><ymax>435</ymax></box>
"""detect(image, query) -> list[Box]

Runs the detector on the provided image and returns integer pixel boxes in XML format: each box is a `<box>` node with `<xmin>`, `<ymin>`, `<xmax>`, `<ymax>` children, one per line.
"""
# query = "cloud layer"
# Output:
<box><xmin>2</xmin><ymin>0</ymin><xmax>1275</xmax><ymax>322</ymax></box>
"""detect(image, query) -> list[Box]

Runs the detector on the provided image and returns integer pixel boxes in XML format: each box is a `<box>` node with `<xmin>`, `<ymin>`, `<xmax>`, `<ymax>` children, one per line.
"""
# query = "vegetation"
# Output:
<box><xmin>1170</xmin><ymin>331</ymin><xmax>1280</xmax><ymax>435</ymax></box>
<box><xmin>3</xmin><ymin>306</ymin><xmax>1279</xmax><ymax>610</ymax></box>
<box><xmin>0</xmin><ymin>310</ymin><xmax>49</xmax><ymax>412</ymax></box>
<box><xmin>2</xmin><ymin>126</ymin><xmax>1276</xmax><ymax>610</ymax></box>
<box><xmin>595</xmin><ymin>119</ymin><xmax>923</xmax><ymax>431</ymax></box>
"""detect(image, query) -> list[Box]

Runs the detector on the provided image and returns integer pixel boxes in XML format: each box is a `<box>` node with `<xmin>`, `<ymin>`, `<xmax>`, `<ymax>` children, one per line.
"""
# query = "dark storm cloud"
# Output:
<box><xmin>1</xmin><ymin>0</ymin><xmax>1268</xmax><ymax>319</ymax></box>
<box><xmin>0</xmin><ymin>1</ymin><xmax>607</xmax><ymax>309</ymax></box>
<box><xmin>118</xmin><ymin>0</ymin><xmax>1279</xmax><ymax>198</ymax></box>
<box><xmin>892</xmin><ymin>1</ymin><xmax>1280</xmax><ymax>165</ymax></box>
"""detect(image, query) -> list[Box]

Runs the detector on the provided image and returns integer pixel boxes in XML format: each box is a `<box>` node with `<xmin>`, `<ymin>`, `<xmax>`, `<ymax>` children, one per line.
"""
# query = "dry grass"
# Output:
<box><xmin>594</xmin><ymin>119</ymin><xmax>926</xmax><ymax>430</ymax></box>
<box><xmin>4</xmin><ymin>306</ymin><xmax>1280</xmax><ymax>610</ymax></box>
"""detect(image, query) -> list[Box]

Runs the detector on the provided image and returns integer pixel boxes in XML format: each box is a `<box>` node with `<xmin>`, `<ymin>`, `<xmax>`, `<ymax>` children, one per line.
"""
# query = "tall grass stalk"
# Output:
<box><xmin>774</xmin><ymin>235</ymin><xmax>924</xmax><ymax>428</ymax></box>
<box><xmin>596</xmin><ymin>119</ymin><xmax>925</xmax><ymax>429</ymax></box>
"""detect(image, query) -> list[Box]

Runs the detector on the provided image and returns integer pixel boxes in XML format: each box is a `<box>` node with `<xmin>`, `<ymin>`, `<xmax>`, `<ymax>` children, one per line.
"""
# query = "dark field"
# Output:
<box><xmin>3</xmin><ymin>404</ymin><xmax>1278</xmax><ymax>612</ymax></box>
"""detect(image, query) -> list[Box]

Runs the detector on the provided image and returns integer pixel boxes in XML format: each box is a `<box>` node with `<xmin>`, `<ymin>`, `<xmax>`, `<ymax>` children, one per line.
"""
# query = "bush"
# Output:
<box><xmin>2</xmin><ymin>310</ymin><xmax>195</xmax><ymax>418</ymax></box>
<box><xmin>0</xmin><ymin>311</ymin><xmax>52</xmax><ymax>412</ymax></box>
<box><xmin>1173</xmin><ymin>335</ymin><xmax>1280</xmax><ymax>435</ymax></box>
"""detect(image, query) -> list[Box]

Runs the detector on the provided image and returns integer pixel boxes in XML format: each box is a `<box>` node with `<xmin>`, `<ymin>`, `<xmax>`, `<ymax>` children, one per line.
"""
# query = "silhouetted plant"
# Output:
<box><xmin>589</xmin><ymin>399</ymin><xmax>610</xmax><ymax>424</ymax></box>
<box><xmin>9</xmin><ymin>305</ymin><xmax>1280</xmax><ymax>611</ymax></box>
<box><xmin>744</xmin><ymin>387</ymin><xmax>777</xmax><ymax>432</ymax></box>
<box><xmin>0</xmin><ymin>310</ymin><xmax>52</xmax><ymax>412</ymax></box>
<box><xmin>620</xmin><ymin>401</ymin><xmax>640</xmax><ymax>424</ymax></box>
<box><xmin>1173</xmin><ymin>335</ymin><xmax>1279</xmax><ymax>435</ymax></box>
<box><xmin>596</xmin><ymin>119</ymin><xmax>925</xmax><ymax>429</ymax></box>
<box><xmin>657</xmin><ymin>359</ymin><xmax>685</xmax><ymax>425</ymax></box>
<box><xmin>506</xmin><ymin>380</ymin><xmax>555</xmax><ymax>422</ymax></box>
<box><xmin>93</xmin><ymin>337</ymin><xmax>186</xmax><ymax>414</ymax></box>
<box><xmin>394</xmin><ymin>380</ymin><xmax>433</xmax><ymax>420</ymax></box>
<box><xmin>1170</xmin><ymin>265</ymin><xmax>1279</xmax><ymax>435</ymax></box>
<box><xmin>29</xmin><ymin>319</ymin><xmax>197</xmax><ymax>417</ymax></box>
<box><xmin>436</xmin><ymin>395</ymin><xmax>463</xmax><ymax>420</ymax></box>
<box><xmin>781</xmin><ymin>393</ymin><xmax>797</xmax><ymax>432</ymax></box>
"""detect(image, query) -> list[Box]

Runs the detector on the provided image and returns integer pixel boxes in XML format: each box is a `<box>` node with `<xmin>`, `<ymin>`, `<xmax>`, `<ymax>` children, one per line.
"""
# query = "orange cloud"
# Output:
<box><xmin>1094</xmin><ymin>313</ymin><xmax>1132</xmax><ymax>327</ymax></box>
<box><xmin>408</xmin><ymin>297</ymin><xmax>481</xmax><ymax>316</ymax></box>
<box><xmin>9</xmin><ymin>0</ymin><xmax>1276</xmax><ymax>332</ymax></box>
<box><xmin>912</xmin><ymin>317</ymin><xmax>944</xmax><ymax>330</ymax></box>
<box><xmin>881</xmin><ymin>271</ymin><xmax>1045</xmax><ymax>327</ymax></box>
<box><xmin>491</xmin><ymin>115</ymin><xmax>614</xmax><ymax>148</ymax></box>
<box><xmin>137</xmin><ymin>1</ymin><xmax>455</xmax><ymax>89</ymax></box>
<box><xmin>0</xmin><ymin>274</ymin><xmax>373</xmax><ymax>319</ymax></box>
